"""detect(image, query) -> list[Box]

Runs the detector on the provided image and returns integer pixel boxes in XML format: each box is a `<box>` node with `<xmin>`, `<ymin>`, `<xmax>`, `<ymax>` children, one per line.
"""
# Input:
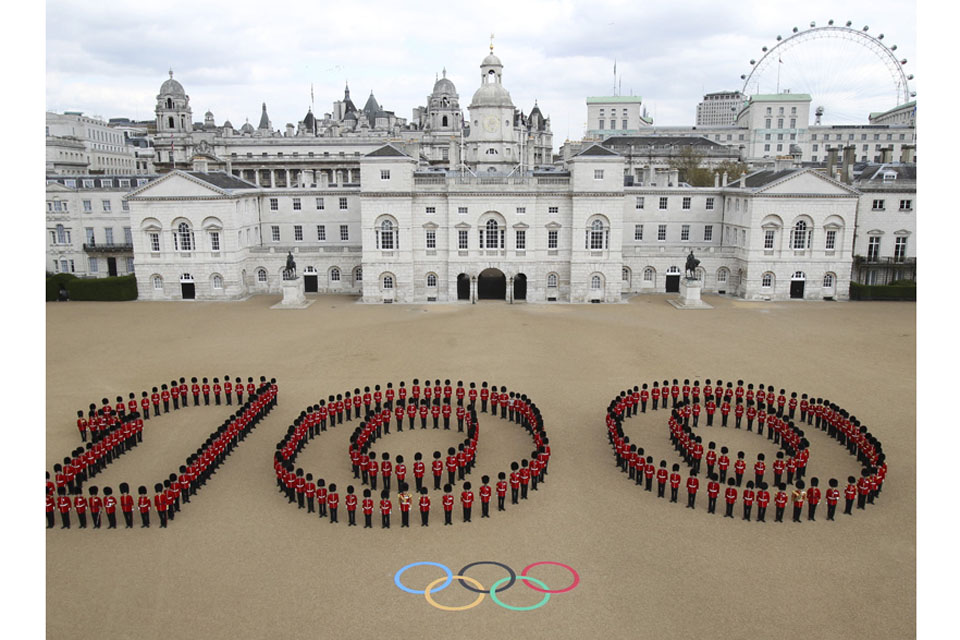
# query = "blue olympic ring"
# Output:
<box><xmin>394</xmin><ymin>561</ymin><xmax>453</xmax><ymax>594</ymax></box>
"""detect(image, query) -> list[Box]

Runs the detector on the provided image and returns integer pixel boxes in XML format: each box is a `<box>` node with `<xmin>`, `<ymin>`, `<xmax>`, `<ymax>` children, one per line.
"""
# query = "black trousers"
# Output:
<box><xmin>462</xmin><ymin>507</ymin><xmax>471</xmax><ymax>522</ymax></box>
<box><xmin>444</xmin><ymin>510</ymin><xmax>452</xmax><ymax>525</ymax></box>
<box><xmin>827</xmin><ymin>503</ymin><xmax>837</xmax><ymax>520</ymax></box>
<box><xmin>687</xmin><ymin>493</ymin><xmax>696</xmax><ymax>508</ymax></box>
<box><xmin>808</xmin><ymin>503</ymin><xmax>818</xmax><ymax>521</ymax></box>
<box><xmin>158</xmin><ymin>511</ymin><xmax>167</xmax><ymax>528</ymax></box>
<box><xmin>364</xmin><ymin>513</ymin><xmax>372</xmax><ymax>528</ymax></box>
<box><xmin>329</xmin><ymin>507</ymin><xmax>338</xmax><ymax>523</ymax></box>
<box><xmin>482</xmin><ymin>502</ymin><xmax>490</xmax><ymax>517</ymax></box>
<box><xmin>743</xmin><ymin>505</ymin><xmax>752</xmax><ymax>521</ymax></box>
<box><xmin>757</xmin><ymin>506</ymin><xmax>766</xmax><ymax>522</ymax></box>
<box><xmin>708</xmin><ymin>497</ymin><xmax>717</xmax><ymax>513</ymax></box>
<box><xmin>520</xmin><ymin>484</ymin><xmax>528</xmax><ymax>499</ymax></box>
<box><xmin>348</xmin><ymin>510</ymin><xmax>356</xmax><ymax>526</ymax></box>
<box><xmin>670</xmin><ymin>487</ymin><xmax>678</xmax><ymax>503</ymax></box>
<box><xmin>421</xmin><ymin>511</ymin><xmax>429</xmax><ymax>526</ymax></box>
<box><xmin>434</xmin><ymin>475</ymin><xmax>441</xmax><ymax>490</ymax></box>
<box><xmin>107</xmin><ymin>512</ymin><xmax>117</xmax><ymax>528</ymax></box>
<box><xmin>401</xmin><ymin>511</ymin><xmax>409</xmax><ymax>527</ymax></box>
<box><xmin>381</xmin><ymin>514</ymin><xmax>390</xmax><ymax>529</ymax></box>
<box><xmin>47</xmin><ymin>512</ymin><xmax>55</xmax><ymax>528</ymax></box>
<box><xmin>793</xmin><ymin>504</ymin><xmax>803</xmax><ymax>522</ymax></box>
<box><xmin>123</xmin><ymin>511</ymin><xmax>133</xmax><ymax>528</ymax></box>
<box><xmin>498</xmin><ymin>496</ymin><xmax>505</xmax><ymax>511</ymax></box>
<box><xmin>775</xmin><ymin>506</ymin><xmax>784</xmax><ymax>522</ymax></box>
<box><xmin>140</xmin><ymin>511</ymin><xmax>150</xmax><ymax>527</ymax></box>
<box><xmin>657</xmin><ymin>483</ymin><xmax>665</xmax><ymax>498</ymax></box>
<box><xmin>511</xmin><ymin>489</ymin><xmax>518</xmax><ymax>504</ymax></box>
<box><xmin>725</xmin><ymin>502</ymin><xmax>734</xmax><ymax>518</ymax></box>
<box><xmin>92</xmin><ymin>512</ymin><xmax>101</xmax><ymax>528</ymax></box>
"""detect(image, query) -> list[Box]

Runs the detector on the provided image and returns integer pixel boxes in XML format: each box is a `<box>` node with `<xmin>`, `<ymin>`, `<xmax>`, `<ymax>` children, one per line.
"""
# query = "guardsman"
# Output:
<box><xmin>363</xmin><ymin>489</ymin><xmax>376</xmax><ymax>527</ymax></box>
<box><xmin>398</xmin><ymin>483</ymin><xmax>412</xmax><ymax>528</ymax></box>
<box><xmin>705</xmin><ymin>396</ymin><xmax>716</xmax><ymax>426</ymax></box>
<box><xmin>774</xmin><ymin>484</ymin><xmax>788</xmax><ymax>523</ymax></box>
<box><xmin>651</xmin><ymin>381</ymin><xmax>661</xmax><ymax>411</ymax></box>
<box><xmin>317</xmin><ymin>480</ymin><xmax>328</xmax><ymax>518</ymax></box>
<box><xmin>457</xmin><ymin>446</ymin><xmax>468</xmax><ymax>482</ymax></box>
<box><xmin>496</xmin><ymin>472</ymin><xmax>508</xmax><ymax>511</ymax></box>
<box><xmin>692</xmin><ymin>400</ymin><xmax>701</xmax><ymax>427</ymax></box>
<box><xmin>528</xmin><ymin>453</ymin><xmax>541</xmax><ymax>491</ymax></box>
<box><xmin>807</xmin><ymin>477</ymin><xmax>821</xmax><ymax>521</ymax></box>
<box><xmin>844</xmin><ymin>476</ymin><xmax>857</xmax><ymax>515</ymax></box>
<box><xmin>46</xmin><ymin>488</ymin><xmax>56</xmax><ymax>529</ymax></box>
<box><xmin>826</xmin><ymin>479</ymin><xmax>840</xmax><ymax>521</ymax></box>
<box><xmin>706</xmin><ymin>475</ymin><xmax>720</xmax><ymax>514</ymax></box>
<box><xmin>786</xmin><ymin>456</ymin><xmax>797</xmax><ymax>485</ymax></box>
<box><xmin>686</xmin><ymin>472</ymin><xmax>700</xmax><ymax>509</ymax></box>
<box><xmin>734</xmin><ymin>401</ymin><xmax>744</xmax><ymax>429</ymax></box>
<box><xmin>394</xmin><ymin>402</ymin><xmax>405</xmax><ymax>432</ymax></box>
<box><xmin>119</xmin><ymin>483</ymin><xmax>134</xmax><ymax>528</ymax></box>
<box><xmin>56</xmin><ymin>487</ymin><xmax>73</xmax><ymax>529</ymax></box>
<box><xmin>412</xmin><ymin>453</ymin><xmax>425</xmax><ymax>492</ymax></box>
<box><xmin>756</xmin><ymin>483</ymin><xmax>770</xmax><ymax>522</ymax></box>
<box><xmin>720</xmin><ymin>399</ymin><xmax>731</xmax><ymax>427</ymax></box>
<box><xmin>479</xmin><ymin>476</ymin><xmax>492</xmax><ymax>518</ymax></box>
<box><xmin>692</xmin><ymin>437</ymin><xmax>703</xmax><ymax>474</ymax></box>
<box><xmin>213</xmin><ymin>378</ymin><xmax>222</xmax><ymax>405</ymax></box>
<box><xmin>103</xmin><ymin>486</ymin><xmax>118</xmax><ymax>529</ymax></box>
<box><xmin>754</xmin><ymin>453</ymin><xmax>766</xmax><ymax>487</ymax></box>
<box><xmin>788</xmin><ymin>392</ymin><xmax>798</xmax><ymax>420</ymax></box>
<box><xmin>76</xmin><ymin>410</ymin><xmax>88</xmax><ymax>442</ymax></box>
<box><xmin>419</xmin><ymin>401</ymin><xmax>429</xmax><ymax>429</ymax></box>
<box><xmin>456</xmin><ymin>404</ymin><xmax>466</xmax><ymax>432</ymax></box>
<box><xmin>656</xmin><ymin>461</ymin><xmax>669</xmax><ymax>498</ymax></box>
<box><xmin>137</xmin><ymin>486</ymin><xmax>150</xmax><ymax>528</ymax></box>
<box><xmin>295</xmin><ymin>469</ymin><xmax>306</xmax><ymax>509</ymax></box>
<box><xmin>161</xmin><ymin>384</ymin><xmax>170</xmax><ymax>413</ymax></box>
<box><xmin>406</xmin><ymin>400</ymin><xmax>417</xmax><ymax>430</ymax></box>
<box><xmin>153</xmin><ymin>483</ymin><xmax>167</xmax><ymax>528</ymax></box>
<box><xmin>419</xmin><ymin>487</ymin><xmax>431</xmax><ymax>526</ymax></box>
<box><xmin>857</xmin><ymin>469</ymin><xmax>870</xmax><ymax>510</ymax></box>
<box><xmin>442</xmin><ymin>485</ymin><xmax>455</xmax><ymax>525</ymax></box>
<box><xmin>669</xmin><ymin>464</ymin><xmax>682</xmax><ymax>503</ymax></box>
<box><xmin>519</xmin><ymin>460</ymin><xmax>531</xmax><ymax>499</ymax></box>
<box><xmin>717</xmin><ymin>447</ymin><xmax>730</xmax><ymax>483</ymax></box>
<box><xmin>445</xmin><ymin>447</ymin><xmax>458</xmax><ymax>486</ymax></box>
<box><xmin>345</xmin><ymin>486</ymin><xmax>358</xmax><ymax>526</ymax></box>
<box><xmin>460</xmin><ymin>482</ymin><xmax>474</xmax><ymax>522</ymax></box>
<box><xmin>202</xmin><ymin>378</ymin><xmax>211</xmax><ymax>405</ymax></box>
<box><xmin>442</xmin><ymin>402</ymin><xmax>452</xmax><ymax>430</ymax></box>
<box><xmin>640</xmin><ymin>383</ymin><xmax>649</xmax><ymax>413</ymax></box>
<box><xmin>773</xmin><ymin>452</ymin><xmax>786</xmax><ymax>486</ymax></box>
<box><xmin>394</xmin><ymin>455</ymin><xmax>406</xmax><ymax>489</ymax></box>
<box><xmin>509</xmin><ymin>462</ymin><xmax>520</xmax><ymax>504</ymax></box>
<box><xmin>191</xmin><ymin>377</ymin><xmax>200</xmax><ymax>406</ymax></box>
<box><xmin>327</xmin><ymin>483</ymin><xmax>339</xmax><ymax>523</ymax></box>
<box><xmin>705</xmin><ymin>442</ymin><xmax>717</xmax><ymax>478</ymax></box>
<box><xmin>724</xmin><ymin>479</ymin><xmax>738</xmax><ymax>518</ymax></box>
<box><xmin>746</xmin><ymin>401</ymin><xmax>757</xmax><ymax>431</ymax></box>
<box><xmin>381</xmin><ymin>453</ymin><xmax>393</xmax><ymax>492</ymax></box>
<box><xmin>742</xmin><ymin>481</ymin><xmax>755</xmax><ymax>521</ymax></box>
<box><xmin>141</xmin><ymin>391</ymin><xmax>151</xmax><ymax>420</ymax></box>
<box><xmin>151</xmin><ymin>386</ymin><xmax>161</xmax><ymax>417</ymax></box>
<box><xmin>170</xmin><ymin>381</ymin><xmax>180</xmax><ymax>410</ymax></box>
<box><xmin>468</xmin><ymin>382</ymin><xmax>478</xmax><ymax>410</ymax></box>
<box><xmin>456</xmin><ymin>380</ymin><xmax>465</xmax><ymax>407</ymax></box>
<box><xmin>792</xmin><ymin>480</ymin><xmax>806</xmax><ymax>522</ymax></box>
<box><xmin>644</xmin><ymin>456</ymin><xmax>655</xmax><ymax>492</ymax></box>
<box><xmin>380</xmin><ymin>490</ymin><xmax>392</xmax><ymax>529</ymax></box>
<box><xmin>432</xmin><ymin>451</ymin><xmax>444</xmax><ymax>490</ymax></box>
<box><xmin>305</xmin><ymin>474</ymin><xmax>316</xmax><ymax>513</ymax></box>
<box><xmin>480</xmin><ymin>382</ymin><xmax>490</xmax><ymax>413</ymax></box>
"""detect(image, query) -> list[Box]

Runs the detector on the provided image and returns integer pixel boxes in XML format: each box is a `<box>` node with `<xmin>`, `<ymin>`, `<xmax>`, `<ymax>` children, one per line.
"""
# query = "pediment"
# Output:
<box><xmin>757</xmin><ymin>170</ymin><xmax>859</xmax><ymax>196</ymax></box>
<box><xmin>127</xmin><ymin>170</ymin><xmax>228</xmax><ymax>198</ymax></box>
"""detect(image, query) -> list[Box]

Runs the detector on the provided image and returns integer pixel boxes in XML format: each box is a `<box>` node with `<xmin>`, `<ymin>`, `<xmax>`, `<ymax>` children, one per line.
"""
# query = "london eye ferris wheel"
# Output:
<box><xmin>739</xmin><ymin>20</ymin><xmax>915</xmax><ymax>125</ymax></box>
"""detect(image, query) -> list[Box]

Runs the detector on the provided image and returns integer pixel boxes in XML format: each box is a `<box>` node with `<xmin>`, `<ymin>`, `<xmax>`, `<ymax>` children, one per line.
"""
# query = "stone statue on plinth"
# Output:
<box><xmin>685</xmin><ymin>251</ymin><xmax>701</xmax><ymax>280</ymax></box>
<box><xmin>282</xmin><ymin>251</ymin><xmax>297</xmax><ymax>280</ymax></box>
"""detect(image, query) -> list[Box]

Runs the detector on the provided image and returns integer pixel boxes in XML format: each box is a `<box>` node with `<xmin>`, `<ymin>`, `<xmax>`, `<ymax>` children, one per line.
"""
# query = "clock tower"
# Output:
<box><xmin>466</xmin><ymin>46</ymin><xmax>518</xmax><ymax>173</ymax></box>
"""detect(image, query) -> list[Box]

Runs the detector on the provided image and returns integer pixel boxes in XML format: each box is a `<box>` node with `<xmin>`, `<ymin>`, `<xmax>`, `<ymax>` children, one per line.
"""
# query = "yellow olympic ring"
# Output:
<box><xmin>424</xmin><ymin>575</ymin><xmax>486</xmax><ymax>611</ymax></box>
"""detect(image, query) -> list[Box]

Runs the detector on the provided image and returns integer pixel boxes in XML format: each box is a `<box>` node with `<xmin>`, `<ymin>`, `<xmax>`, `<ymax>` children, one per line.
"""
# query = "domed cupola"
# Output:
<box><xmin>155</xmin><ymin>69</ymin><xmax>192</xmax><ymax>133</ymax></box>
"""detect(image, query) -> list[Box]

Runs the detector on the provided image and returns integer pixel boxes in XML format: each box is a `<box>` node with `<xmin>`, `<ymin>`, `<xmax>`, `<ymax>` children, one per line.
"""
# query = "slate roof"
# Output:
<box><xmin>365</xmin><ymin>144</ymin><xmax>411</xmax><ymax>158</ymax></box>
<box><xmin>575</xmin><ymin>144</ymin><xmax>619</xmax><ymax>157</ymax></box>
<box><xmin>186</xmin><ymin>171</ymin><xmax>258</xmax><ymax>190</ymax></box>
<box><xmin>603</xmin><ymin>135</ymin><xmax>727</xmax><ymax>148</ymax></box>
<box><xmin>729</xmin><ymin>169</ymin><xmax>798</xmax><ymax>188</ymax></box>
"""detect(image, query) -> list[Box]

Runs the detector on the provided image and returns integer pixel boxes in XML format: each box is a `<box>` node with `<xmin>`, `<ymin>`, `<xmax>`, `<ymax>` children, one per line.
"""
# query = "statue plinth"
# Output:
<box><xmin>668</xmin><ymin>278</ymin><xmax>713</xmax><ymax>310</ymax></box>
<box><xmin>271</xmin><ymin>275</ymin><xmax>313</xmax><ymax>310</ymax></box>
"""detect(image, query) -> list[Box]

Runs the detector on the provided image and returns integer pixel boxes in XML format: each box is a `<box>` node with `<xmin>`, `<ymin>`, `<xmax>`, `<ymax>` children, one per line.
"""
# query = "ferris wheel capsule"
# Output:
<box><xmin>810</xmin><ymin>21</ymin><xmax>816</xmax><ymax>27</ymax></box>
<box><xmin>762</xmin><ymin>46</ymin><xmax>768</xmax><ymax>52</ymax></box>
<box><xmin>910</xmin><ymin>91</ymin><xmax>916</xmax><ymax>97</ymax></box>
<box><xmin>740</xmin><ymin>74</ymin><xmax>746</xmax><ymax>80</ymax></box>
<box><xmin>846</xmin><ymin>20</ymin><xmax>852</xmax><ymax>27</ymax></box>
<box><xmin>907</xmin><ymin>74</ymin><xmax>914</xmax><ymax>80</ymax></box>
<box><xmin>776</xmin><ymin>35</ymin><xmax>782</xmax><ymax>40</ymax></box>
<box><xmin>890</xmin><ymin>44</ymin><xmax>897</xmax><ymax>51</ymax></box>
<box><xmin>750</xmin><ymin>59</ymin><xmax>755</xmax><ymax>65</ymax></box>
<box><xmin>863</xmin><ymin>25</ymin><xmax>869</xmax><ymax>31</ymax></box>
<box><xmin>828</xmin><ymin>19</ymin><xmax>834</xmax><ymax>25</ymax></box>
<box><xmin>878</xmin><ymin>34</ymin><xmax>884</xmax><ymax>40</ymax></box>
<box><xmin>900</xmin><ymin>59</ymin><xmax>907</xmax><ymax>65</ymax></box>
<box><xmin>793</xmin><ymin>27</ymin><xmax>799</xmax><ymax>33</ymax></box>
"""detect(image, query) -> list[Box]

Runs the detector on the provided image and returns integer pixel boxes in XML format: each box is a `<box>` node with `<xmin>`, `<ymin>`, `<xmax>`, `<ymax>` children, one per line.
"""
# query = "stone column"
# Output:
<box><xmin>508</xmin><ymin>277</ymin><xmax>514</xmax><ymax>304</ymax></box>
<box><xmin>285</xmin><ymin>169</ymin><xmax>291</xmax><ymax>187</ymax></box>
<box><xmin>269</xmin><ymin>169</ymin><xmax>275</xmax><ymax>188</ymax></box>
<box><xmin>470</xmin><ymin>276</ymin><xmax>477</xmax><ymax>304</ymax></box>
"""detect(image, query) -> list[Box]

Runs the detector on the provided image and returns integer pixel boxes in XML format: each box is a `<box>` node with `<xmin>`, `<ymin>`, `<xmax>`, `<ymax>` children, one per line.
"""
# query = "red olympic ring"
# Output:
<box><xmin>520</xmin><ymin>561</ymin><xmax>580</xmax><ymax>593</ymax></box>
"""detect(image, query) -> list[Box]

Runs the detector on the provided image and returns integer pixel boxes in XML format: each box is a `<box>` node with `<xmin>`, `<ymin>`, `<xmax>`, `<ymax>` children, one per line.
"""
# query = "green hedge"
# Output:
<box><xmin>46</xmin><ymin>273</ymin><xmax>78</xmax><ymax>301</ymax></box>
<box><xmin>48</xmin><ymin>274</ymin><xmax>139</xmax><ymax>301</ymax></box>
<box><xmin>849</xmin><ymin>281</ymin><xmax>916</xmax><ymax>301</ymax></box>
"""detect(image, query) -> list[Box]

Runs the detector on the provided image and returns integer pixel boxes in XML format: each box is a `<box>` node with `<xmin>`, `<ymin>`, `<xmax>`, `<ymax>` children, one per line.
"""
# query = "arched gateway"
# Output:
<box><xmin>477</xmin><ymin>268</ymin><xmax>506</xmax><ymax>300</ymax></box>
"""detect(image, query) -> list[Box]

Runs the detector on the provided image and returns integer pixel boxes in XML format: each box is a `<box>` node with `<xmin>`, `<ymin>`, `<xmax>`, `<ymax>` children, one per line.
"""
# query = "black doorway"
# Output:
<box><xmin>665</xmin><ymin>274</ymin><xmax>680</xmax><ymax>293</ymax></box>
<box><xmin>457</xmin><ymin>273</ymin><xmax>470</xmax><ymax>300</ymax></box>
<box><xmin>304</xmin><ymin>275</ymin><xmax>318</xmax><ymax>293</ymax></box>
<box><xmin>477</xmin><ymin>268</ymin><xmax>506</xmax><ymax>300</ymax></box>
<box><xmin>181</xmin><ymin>282</ymin><xmax>195</xmax><ymax>299</ymax></box>
<box><xmin>790</xmin><ymin>280</ymin><xmax>805</xmax><ymax>299</ymax></box>
<box><xmin>513</xmin><ymin>273</ymin><xmax>527</xmax><ymax>300</ymax></box>
<box><xmin>107</xmin><ymin>257</ymin><xmax>118</xmax><ymax>277</ymax></box>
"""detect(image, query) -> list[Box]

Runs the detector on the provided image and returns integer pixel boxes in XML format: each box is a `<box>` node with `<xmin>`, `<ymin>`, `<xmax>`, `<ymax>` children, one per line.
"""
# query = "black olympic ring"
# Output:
<box><xmin>456</xmin><ymin>561</ymin><xmax>517</xmax><ymax>593</ymax></box>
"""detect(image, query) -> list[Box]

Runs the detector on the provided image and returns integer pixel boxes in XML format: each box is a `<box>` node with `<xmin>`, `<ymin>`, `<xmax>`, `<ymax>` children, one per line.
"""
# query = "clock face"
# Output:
<box><xmin>483</xmin><ymin>115</ymin><xmax>500</xmax><ymax>133</ymax></box>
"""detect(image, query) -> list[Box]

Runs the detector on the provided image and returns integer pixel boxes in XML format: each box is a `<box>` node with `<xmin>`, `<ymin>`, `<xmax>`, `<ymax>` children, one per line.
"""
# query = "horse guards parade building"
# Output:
<box><xmin>45</xmin><ymin>46</ymin><xmax>917</xmax><ymax>303</ymax></box>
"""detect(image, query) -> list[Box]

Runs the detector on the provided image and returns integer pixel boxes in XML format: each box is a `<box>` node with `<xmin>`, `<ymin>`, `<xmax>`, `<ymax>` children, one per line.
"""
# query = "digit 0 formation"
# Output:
<box><xmin>606</xmin><ymin>378</ymin><xmax>887</xmax><ymax>522</ymax></box>
<box><xmin>46</xmin><ymin>376</ymin><xmax>278</xmax><ymax>530</ymax></box>
<box><xmin>274</xmin><ymin>379</ymin><xmax>550</xmax><ymax>528</ymax></box>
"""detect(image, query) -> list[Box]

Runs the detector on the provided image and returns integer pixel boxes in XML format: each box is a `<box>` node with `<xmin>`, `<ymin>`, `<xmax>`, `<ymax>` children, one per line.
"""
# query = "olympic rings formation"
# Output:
<box><xmin>394</xmin><ymin>561</ymin><xmax>579</xmax><ymax>611</ymax></box>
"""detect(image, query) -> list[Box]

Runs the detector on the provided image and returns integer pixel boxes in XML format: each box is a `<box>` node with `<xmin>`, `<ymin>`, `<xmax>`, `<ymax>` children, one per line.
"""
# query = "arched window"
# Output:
<box><xmin>717</xmin><ymin>268</ymin><xmax>728</xmax><ymax>283</ymax></box>
<box><xmin>823</xmin><ymin>273</ymin><xmax>834</xmax><ymax>288</ymax></box>
<box><xmin>166</xmin><ymin>98</ymin><xmax>173</xmax><ymax>109</ymax></box>
<box><xmin>152</xmin><ymin>275</ymin><xmax>163</xmax><ymax>290</ymax></box>
<box><xmin>257</xmin><ymin>268</ymin><xmax>267</xmax><ymax>283</ymax></box>
<box><xmin>547</xmin><ymin>273</ymin><xmax>558</xmax><ymax>288</ymax></box>
<box><xmin>383</xmin><ymin>275</ymin><xmax>394</xmax><ymax>289</ymax></box>
<box><xmin>622</xmin><ymin>267</ymin><xmax>630</xmax><ymax>282</ymax></box>
<box><xmin>442</xmin><ymin>115</ymin><xmax>449</xmax><ymax>127</ymax></box>
<box><xmin>792</xmin><ymin>271</ymin><xmax>806</xmax><ymax>280</ymax></box>
<box><xmin>591</xmin><ymin>275</ymin><xmax>603</xmax><ymax>289</ymax></box>
<box><xmin>167</xmin><ymin>116</ymin><xmax>174</xmax><ymax>129</ymax></box>
<box><xmin>484</xmin><ymin>219</ymin><xmax>502</xmax><ymax>249</ymax></box>
<box><xmin>330</xmin><ymin>268</ymin><xmax>341</xmax><ymax>282</ymax></box>
<box><xmin>174</xmin><ymin>222</ymin><xmax>194</xmax><ymax>251</ymax></box>
<box><xmin>354</xmin><ymin>267</ymin><xmax>362</xmax><ymax>282</ymax></box>
<box><xmin>212</xmin><ymin>274</ymin><xmax>223</xmax><ymax>290</ymax></box>
<box><xmin>643</xmin><ymin>267</ymin><xmax>655</xmax><ymax>282</ymax></box>
<box><xmin>791</xmin><ymin>220</ymin><xmax>810</xmax><ymax>250</ymax></box>
<box><xmin>56</xmin><ymin>224</ymin><xmax>68</xmax><ymax>244</ymax></box>
<box><xmin>761</xmin><ymin>272</ymin><xmax>774</xmax><ymax>288</ymax></box>
<box><xmin>377</xmin><ymin>219</ymin><xmax>395</xmax><ymax>250</ymax></box>
<box><xmin>426</xmin><ymin>273</ymin><xmax>437</xmax><ymax>287</ymax></box>
<box><xmin>587</xmin><ymin>218</ymin><xmax>608</xmax><ymax>250</ymax></box>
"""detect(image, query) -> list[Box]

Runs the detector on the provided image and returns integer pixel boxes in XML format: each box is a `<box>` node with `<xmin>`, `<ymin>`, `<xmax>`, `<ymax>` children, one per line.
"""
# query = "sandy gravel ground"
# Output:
<box><xmin>45</xmin><ymin>293</ymin><xmax>916</xmax><ymax>640</ymax></box>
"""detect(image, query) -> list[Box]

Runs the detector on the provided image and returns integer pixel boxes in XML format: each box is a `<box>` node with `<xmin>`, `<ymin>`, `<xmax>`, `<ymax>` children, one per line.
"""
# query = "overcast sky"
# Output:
<box><xmin>45</xmin><ymin>0</ymin><xmax>917</xmax><ymax>145</ymax></box>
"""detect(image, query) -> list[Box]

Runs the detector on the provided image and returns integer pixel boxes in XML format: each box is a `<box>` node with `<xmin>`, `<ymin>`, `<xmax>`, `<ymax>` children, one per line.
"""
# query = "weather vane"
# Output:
<box><xmin>490</xmin><ymin>33</ymin><xmax>495</xmax><ymax>52</ymax></box>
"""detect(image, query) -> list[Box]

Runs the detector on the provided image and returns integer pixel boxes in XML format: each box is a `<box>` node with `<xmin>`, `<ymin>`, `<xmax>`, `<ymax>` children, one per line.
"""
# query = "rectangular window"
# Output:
<box><xmin>316</xmin><ymin>197</ymin><xmax>324</xmax><ymax>210</ymax></box>
<box><xmin>777</xmin><ymin>119</ymin><xmax>784</xmax><ymax>128</ymax></box>
<box><xmin>85</xmin><ymin>227</ymin><xmax>95</xmax><ymax>245</ymax></box>
<box><xmin>812</xmin><ymin>134</ymin><xmax>818</xmax><ymax>141</ymax></box>
<box><xmin>776</xmin><ymin>144</ymin><xmax>783</xmax><ymax>151</ymax></box>
<box><xmin>123</xmin><ymin>227</ymin><xmax>132</xmax><ymax>244</ymax></box>
<box><xmin>516</xmin><ymin>207</ymin><xmax>526</xmax><ymax>215</ymax></box>
<box><xmin>659</xmin><ymin>197</ymin><xmax>668</xmax><ymax>210</ymax></box>
<box><xmin>636</xmin><ymin>196</ymin><xmax>645</xmax><ymax>209</ymax></box>
<box><xmin>426</xmin><ymin>206</ymin><xmax>436</xmax><ymax>215</ymax></box>
<box><xmin>105</xmin><ymin>228</ymin><xmax>114</xmax><ymax>244</ymax></box>
<box><xmin>899</xmin><ymin>199</ymin><xmax>912</xmax><ymax>211</ymax></box>
<box><xmin>292</xmin><ymin>198</ymin><xmax>301</xmax><ymax>211</ymax></box>
<box><xmin>705</xmin><ymin>197</ymin><xmax>714</xmax><ymax>210</ymax></box>
<box><xmin>777</xmin><ymin>133</ymin><xmax>784</xmax><ymax>141</ymax></box>
<box><xmin>548</xmin><ymin>206</ymin><xmax>558</xmax><ymax>214</ymax></box>
<box><xmin>458</xmin><ymin>207</ymin><xmax>468</xmax><ymax>215</ymax></box>
<box><xmin>458</xmin><ymin>229</ymin><xmax>468</xmax><ymax>249</ymax></box>
<box><xmin>825</xmin><ymin>229</ymin><xmax>836</xmax><ymax>250</ymax></box>
<box><xmin>622</xmin><ymin>119</ymin><xmax>627</xmax><ymax>130</ymax></box>
<box><xmin>83</xmin><ymin>200</ymin><xmax>92</xmax><ymax>213</ymax></box>
<box><xmin>270</xmin><ymin>198</ymin><xmax>278</xmax><ymax>211</ymax></box>
<box><xmin>598</xmin><ymin>119</ymin><xmax>605</xmax><ymax>130</ymax></box>
<box><xmin>340</xmin><ymin>225</ymin><xmax>349</xmax><ymax>241</ymax></box>
<box><xmin>657</xmin><ymin>224</ymin><xmax>666</xmax><ymax>241</ymax></box>
<box><xmin>121</xmin><ymin>200</ymin><xmax>129</xmax><ymax>211</ymax></box>
<box><xmin>515</xmin><ymin>229</ymin><xmax>525</xmax><ymax>250</ymax></box>
<box><xmin>867</xmin><ymin>236</ymin><xmax>881</xmax><ymax>260</ymax></box>
<box><xmin>149</xmin><ymin>232</ymin><xmax>160</xmax><ymax>252</ymax></box>
<box><xmin>548</xmin><ymin>230</ymin><xmax>558</xmax><ymax>249</ymax></box>
<box><xmin>89</xmin><ymin>257</ymin><xmax>98</xmax><ymax>273</ymax></box>
<box><xmin>271</xmin><ymin>226</ymin><xmax>280</xmax><ymax>242</ymax></box>
<box><xmin>682</xmin><ymin>197</ymin><xmax>691</xmax><ymax>210</ymax></box>
<box><xmin>426</xmin><ymin>229</ymin><xmax>436</xmax><ymax>249</ymax></box>
<box><xmin>872</xmin><ymin>199</ymin><xmax>885</xmax><ymax>210</ymax></box>
<box><xmin>102</xmin><ymin>200</ymin><xmax>111</xmax><ymax>212</ymax></box>
<box><xmin>681</xmin><ymin>224</ymin><xmax>690</xmax><ymax>241</ymax></box>
<box><xmin>83</xmin><ymin>179</ymin><xmax>94</xmax><ymax>188</ymax></box>
<box><xmin>765</xmin><ymin>134</ymin><xmax>771</xmax><ymax>141</ymax></box>
<box><xmin>594</xmin><ymin>170</ymin><xmax>604</xmax><ymax>180</ymax></box>
<box><xmin>764</xmin><ymin>229</ymin><xmax>775</xmax><ymax>249</ymax></box>
<box><xmin>210</xmin><ymin>231</ymin><xmax>221</xmax><ymax>251</ymax></box>
<box><xmin>812</xmin><ymin>144</ymin><xmax>819</xmax><ymax>152</ymax></box>
<box><xmin>119</xmin><ymin>179</ymin><xmax>130</xmax><ymax>188</ymax></box>
<box><xmin>634</xmin><ymin>224</ymin><xmax>643</xmax><ymax>241</ymax></box>
<box><xmin>339</xmin><ymin>197</ymin><xmax>348</xmax><ymax>210</ymax></box>
<box><xmin>764</xmin><ymin>144</ymin><xmax>770</xmax><ymax>152</ymax></box>
<box><xmin>704</xmin><ymin>225</ymin><xmax>713</xmax><ymax>242</ymax></box>
<box><xmin>294</xmin><ymin>225</ymin><xmax>303</xmax><ymax>242</ymax></box>
<box><xmin>380</xmin><ymin>170</ymin><xmax>391</xmax><ymax>180</ymax></box>
<box><xmin>317</xmin><ymin>225</ymin><xmax>326</xmax><ymax>241</ymax></box>
<box><xmin>126</xmin><ymin>257</ymin><xmax>134</xmax><ymax>274</ymax></box>
<box><xmin>765</xmin><ymin>119</ymin><xmax>771</xmax><ymax>128</ymax></box>
<box><xmin>894</xmin><ymin>236</ymin><xmax>907</xmax><ymax>260</ymax></box>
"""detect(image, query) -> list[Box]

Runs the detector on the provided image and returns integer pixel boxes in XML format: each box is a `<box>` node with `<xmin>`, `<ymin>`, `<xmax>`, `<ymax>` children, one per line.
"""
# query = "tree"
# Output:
<box><xmin>670</xmin><ymin>146</ymin><xmax>714</xmax><ymax>186</ymax></box>
<box><xmin>714</xmin><ymin>160</ymin><xmax>750</xmax><ymax>183</ymax></box>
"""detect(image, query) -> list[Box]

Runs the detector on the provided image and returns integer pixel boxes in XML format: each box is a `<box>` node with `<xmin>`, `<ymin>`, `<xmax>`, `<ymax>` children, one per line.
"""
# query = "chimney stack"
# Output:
<box><xmin>842</xmin><ymin>145</ymin><xmax>856</xmax><ymax>184</ymax></box>
<box><xmin>827</xmin><ymin>147</ymin><xmax>838</xmax><ymax>177</ymax></box>
<box><xmin>714</xmin><ymin>172</ymin><xmax>720</xmax><ymax>188</ymax></box>
<box><xmin>722</xmin><ymin>171</ymin><xmax>728</xmax><ymax>187</ymax></box>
